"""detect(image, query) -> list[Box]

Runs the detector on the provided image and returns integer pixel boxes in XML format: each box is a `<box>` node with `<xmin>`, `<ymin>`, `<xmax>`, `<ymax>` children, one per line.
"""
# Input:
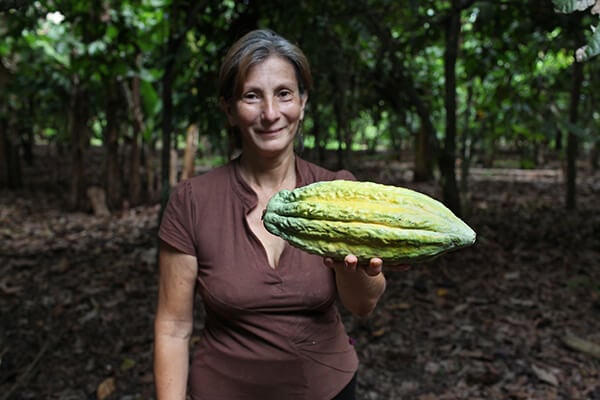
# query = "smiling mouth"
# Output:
<box><xmin>258</xmin><ymin>128</ymin><xmax>285</xmax><ymax>134</ymax></box>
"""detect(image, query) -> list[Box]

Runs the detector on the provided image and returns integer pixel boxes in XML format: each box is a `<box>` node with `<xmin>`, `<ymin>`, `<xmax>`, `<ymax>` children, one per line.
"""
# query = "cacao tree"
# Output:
<box><xmin>2</xmin><ymin>0</ymin><xmax>598</xmax><ymax>219</ymax></box>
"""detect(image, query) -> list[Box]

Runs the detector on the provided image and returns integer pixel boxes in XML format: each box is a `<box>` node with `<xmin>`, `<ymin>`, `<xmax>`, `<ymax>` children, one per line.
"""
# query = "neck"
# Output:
<box><xmin>238</xmin><ymin>151</ymin><xmax>296</xmax><ymax>192</ymax></box>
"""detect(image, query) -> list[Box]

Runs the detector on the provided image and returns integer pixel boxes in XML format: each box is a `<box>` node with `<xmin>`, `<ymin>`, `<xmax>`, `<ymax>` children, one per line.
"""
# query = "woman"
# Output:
<box><xmin>154</xmin><ymin>29</ymin><xmax>388</xmax><ymax>400</ymax></box>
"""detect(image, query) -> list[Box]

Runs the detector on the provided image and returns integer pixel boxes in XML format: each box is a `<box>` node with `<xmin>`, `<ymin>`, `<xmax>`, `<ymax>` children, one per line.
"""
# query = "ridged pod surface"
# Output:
<box><xmin>262</xmin><ymin>180</ymin><xmax>476</xmax><ymax>264</ymax></box>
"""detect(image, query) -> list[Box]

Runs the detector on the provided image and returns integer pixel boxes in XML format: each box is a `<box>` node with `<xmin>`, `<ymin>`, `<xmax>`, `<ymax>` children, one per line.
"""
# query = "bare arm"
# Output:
<box><xmin>154</xmin><ymin>241</ymin><xmax>198</xmax><ymax>400</ymax></box>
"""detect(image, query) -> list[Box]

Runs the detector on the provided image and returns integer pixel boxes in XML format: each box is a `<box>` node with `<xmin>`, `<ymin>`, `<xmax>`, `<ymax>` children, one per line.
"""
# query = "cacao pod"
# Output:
<box><xmin>262</xmin><ymin>180</ymin><xmax>476</xmax><ymax>264</ymax></box>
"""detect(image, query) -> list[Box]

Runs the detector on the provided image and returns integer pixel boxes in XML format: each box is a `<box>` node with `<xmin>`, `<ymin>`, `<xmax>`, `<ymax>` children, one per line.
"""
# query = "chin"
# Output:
<box><xmin>257</xmin><ymin>146</ymin><xmax>293</xmax><ymax>157</ymax></box>
<box><xmin>252</xmin><ymin>138</ymin><xmax>295</xmax><ymax>155</ymax></box>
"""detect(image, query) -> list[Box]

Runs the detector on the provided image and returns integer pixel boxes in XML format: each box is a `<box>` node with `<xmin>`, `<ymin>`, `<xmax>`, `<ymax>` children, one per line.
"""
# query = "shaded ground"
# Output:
<box><xmin>1</xmin><ymin>163</ymin><xmax>599</xmax><ymax>400</ymax></box>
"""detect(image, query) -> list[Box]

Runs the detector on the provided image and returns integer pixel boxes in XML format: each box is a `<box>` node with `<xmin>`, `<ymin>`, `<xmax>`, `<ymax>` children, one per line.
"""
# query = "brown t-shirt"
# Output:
<box><xmin>158</xmin><ymin>156</ymin><xmax>359</xmax><ymax>400</ymax></box>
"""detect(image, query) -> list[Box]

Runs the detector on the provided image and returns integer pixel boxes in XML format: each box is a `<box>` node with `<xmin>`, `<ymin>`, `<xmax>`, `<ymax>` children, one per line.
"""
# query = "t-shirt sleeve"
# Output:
<box><xmin>158</xmin><ymin>180</ymin><xmax>197</xmax><ymax>256</ymax></box>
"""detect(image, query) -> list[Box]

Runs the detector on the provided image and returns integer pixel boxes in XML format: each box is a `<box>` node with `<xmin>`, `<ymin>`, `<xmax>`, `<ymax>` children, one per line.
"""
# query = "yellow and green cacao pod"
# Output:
<box><xmin>262</xmin><ymin>180</ymin><xmax>476</xmax><ymax>264</ymax></box>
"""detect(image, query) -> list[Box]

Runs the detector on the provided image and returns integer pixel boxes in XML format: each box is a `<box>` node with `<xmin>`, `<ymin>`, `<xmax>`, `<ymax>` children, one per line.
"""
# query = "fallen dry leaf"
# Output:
<box><xmin>531</xmin><ymin>363</ymin><xmax>559</xmax><ymax>386</ymax></box>
<box><xmin>96</xmin><ymin>376</ymin><xmax>116</xmax><ymax>400</ymax></box>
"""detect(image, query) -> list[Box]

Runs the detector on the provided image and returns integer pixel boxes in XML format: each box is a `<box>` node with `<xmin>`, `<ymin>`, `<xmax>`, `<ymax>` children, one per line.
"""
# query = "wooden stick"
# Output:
<box><xmin>562</xmin><ymin>330</ymin><xmax>600</xmax><ymax>359</ymax></box>
<box><xmin>1</xmin><ymin>337</ymin><xmax>53</xmax><ymax>400</ymax></box>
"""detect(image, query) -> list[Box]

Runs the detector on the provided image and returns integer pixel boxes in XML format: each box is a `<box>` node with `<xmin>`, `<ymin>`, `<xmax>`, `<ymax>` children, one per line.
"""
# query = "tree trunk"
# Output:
<box><xmin>460</xmin><ymin>81</ymin><xmax>474</xmax><ymax>194</ymax></box>
<box><xmin>414</xmin><ymin>124</ymin><xmax>434</xmax><ymax>182</ymax></box>
<box><xmin>0</xmin><ymin>61</ymin><xmax>8</xmax><ymax>187</ymax></box>
<box><xmin>161</xmin><ymin>54</ymin><xmax>175</xmax><ymax>210</ymax></box>
<box><xmin>590</xmin><ymin>141</ymin><xmax>599</xmax><ymax>172</ymax></box>
<box><xmin>181</xmin><ymin>123</ymin><xmax>198</xmax><ymax>180</ymax></box>
<box><xmin>308</xmin><ymin>87</ymin><xmax>325</xmax><ymax>164</ymax></box>
<box><xmin>0</xmin><ymin>116</ymin><xmax>22</xmax><ymax>189</ymax></box>
<box><xmin>380</xmin><ymin>78</ymin><xmax>437</xmax><ymax>182</ymax></box>
<box><xmin>170</xmin><ymin>148</ymin><xmax>178</xmax><ymax>186</ymax></box>
<box><xmin>439</xmin><ymin>1</ymin><xmax>462</xmax><ymax>216</ymax></box>
<box><xmin>21</xmin><ymin>98</ymin><xmax>34</xmax><ymax>167</ymax></box>
<box><xmin>0</xmin><ymin>62</ymin><xmax>22</xmax><ymax>190</ymax></box>
<box><xmin>104</xmin><ymin>79</ymin><xmax>122</xmax><ymax>211</ymax></box>
<box><xmin>0</xmin><ymin>117</ymin><xmax>5</xmax><ymax>187</ymax></box>
<box><xmin>333</xmin><ymin>83</ymin><xmax>349</xmax><ymax>170</ymax></box>
<box><xmin>159</xmin><ymin>0</ymin><xmax>210</xmax><ymax>217</ymax></box>
<box><xmin>68</xmin><ymin>80</ymin><xmax>90</xmax><ymax>210</ymax></box>
<box><xmin>310</xmin><ymin>109</ymin><xmax>323</xmax><ymax>164</ymax></box>
<box><xmin>145</xmin><ymin>139</ymin><xmax>159</xmax><ymax>203</ymax></box>
<box><xmin>0</xmin><ymin>121</ymin><xmax>7</xmax><ymax>188</ymax></box>
<box><xmin>160</xmin><ymin>4</ymin><xmax>179</xmax><ymax>213</ymax></box>
<box><xmin>128</xmin><ymin>55</ymin><xmax>144</xmax><ymax>206</ymax></box>
<box><xmin>335</xmin><ymin>119</ymin><xmax>345</xmax><ymax>170</ymax></box>
<box><xmin>566</xmin><ymin>59</ymin><xmax>583</xmax><ymax>210</ymax></box>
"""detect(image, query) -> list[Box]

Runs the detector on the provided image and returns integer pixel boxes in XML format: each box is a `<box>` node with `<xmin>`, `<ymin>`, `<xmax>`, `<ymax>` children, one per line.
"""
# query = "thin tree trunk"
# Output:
<box><xmin>104</xmin><ymin>79</ymin><xmax>122</xmax><ymax>211</ymax></box>
<box><xmin>565</xmin><ymin>12</ymin><xmax>585</xmax><ymax>211</ymax></box>
<box><xmin>0</xmin><ymin>59</ymin><xmax>8</xmax><ymax>187</ymax></box>
<box><xmin>22</xmin><ymin>98</ymin><xmax>34</xmax><ymax>167</ymax></box>
<box><xmin>181</xmin><ymin>123</ymin><xmax>198</xmax><ymax>180</ymax></box>
<box><xmin>146</xmin><ymin>140</ymin><xmax>159</xmax><ymax>203</ymax></box>
<box><xmin>308</xmin><ymin>87</ymin><xmax>325</xmax><ymax>164</ymax></box>
<box><xmin>590</xmin><ymin>141</ymin><xmax>599</xmax><ymax>171</ymax></box>
<box><xmin>0</xmin><ymin>61</ymin><xmax>22</xmax><ymax>189</ymax></box>
<box><xmin>161</xmin><ymin>56</ymin><xmax>174</xmax><ymax>210</ymax></box>
<box><xmin>310</xmin><ymin>111</ymin><xmax>323</xmax><ymax>164</ymax></box>
<box><xmin>161</xmin><ymin>5</ymin><xmax>178</xmax><ymax>213</ymax></box>
<box><xmin>414</xmin><ymin>124</ymin><xmax>434</xmax><ymax>182</ymax></box>
<box><xmin>439</xmin><ymin>1</ymin><xmax>462</xmax><ymax>215</ymax></box>
<box><xmin>124</xmin><ymin>56</ymin><xmax>144</xmax><ymax>206</ymax></box>
<box><xmin>460</xmin><ymin>80</ymin><xmax>474</xmax><ymax>194</ymax></box>
<box><xmin>566</xmin><ymin>59</ymin><xmax>583</xmax><ymax>210</ymax></box>
<box><xmin>0</xmin><ymin>119</ymin><xmax>6</xmax><ymax>188</ymax></box>
<box><xmin>0</xmin><ymin>116</ymin><xmax>22</xmax><ymax>189</ymax></box>
<box><xmin>69</xmin><ymin>79</ymin><xmax>89</xmax><ymax>210</ymax></box>
<box><xmin>333</xmin><ymin>83</ymin><xmax>348</xmax><ymax>170</ymax></box>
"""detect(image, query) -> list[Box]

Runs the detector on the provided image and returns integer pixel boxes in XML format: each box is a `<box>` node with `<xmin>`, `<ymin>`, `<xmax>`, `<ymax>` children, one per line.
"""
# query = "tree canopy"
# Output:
<box><xmin>1</xmin><ymin>0</ymin><xmax>598</xmax><ymax>213</ymax></box>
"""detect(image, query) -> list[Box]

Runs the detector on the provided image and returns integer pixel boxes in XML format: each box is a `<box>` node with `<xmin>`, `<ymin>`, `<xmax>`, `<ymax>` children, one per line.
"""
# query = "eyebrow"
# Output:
<box><xmin>241</xmin><ymin>81</ymin><xmax>298</xmax><ymax>93</ymax></box>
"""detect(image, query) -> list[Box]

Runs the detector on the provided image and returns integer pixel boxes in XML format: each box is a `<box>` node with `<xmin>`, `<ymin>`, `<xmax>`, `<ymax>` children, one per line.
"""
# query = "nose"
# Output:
<box><xmin>261</xmin><ymin>97</ymin><xmax>280</xmax><ymax>121</ymax></box>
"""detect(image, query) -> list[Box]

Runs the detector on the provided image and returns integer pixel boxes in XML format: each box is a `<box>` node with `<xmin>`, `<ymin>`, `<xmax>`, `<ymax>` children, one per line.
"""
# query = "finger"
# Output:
<box><xmin>323</xmin><ymin>257</ymin><xmax>335</xmax><ymax>268</ymax></box>
<box><xmin>364</xmin><ymin>257</ymin><xmax>383</xmax><ymax>276</ymax></box>
<box><xmin>344</xmin><ymin>254</ymin><xmax>359</xmax><ymax>272</ymax></box>
<box><xmin>370</xmin><ymin>257</ymin><xmax>383</xmax><ymax>268</ymax></box>
<box><xmin>344</xmin><ymin>254</ymin><xmax>358</xmax><ymax>265</ymax></box>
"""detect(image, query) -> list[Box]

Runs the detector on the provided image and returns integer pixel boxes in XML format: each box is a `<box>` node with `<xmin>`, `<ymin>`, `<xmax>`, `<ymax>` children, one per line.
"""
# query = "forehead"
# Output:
<box><xmin>242</xmin><ymin>56</ymin><xmax>298</xmax><ymax>88</ymax></box>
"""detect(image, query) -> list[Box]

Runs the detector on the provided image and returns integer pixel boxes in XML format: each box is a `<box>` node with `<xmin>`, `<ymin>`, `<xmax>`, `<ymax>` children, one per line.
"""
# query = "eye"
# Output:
<box><xmin>278</xmin><ymin>89</ymin><xmax>294</xmax><ymax>101</ymax></box>
<box><xmin>242</xmin><ymin>91</ymin><xmax>260</xmax><ymax>102</ymax></box>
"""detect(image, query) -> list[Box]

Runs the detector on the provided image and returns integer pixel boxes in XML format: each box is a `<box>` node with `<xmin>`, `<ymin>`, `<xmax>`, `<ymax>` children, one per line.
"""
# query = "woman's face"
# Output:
<box><xmin>224</xmin><ymin>56</ymin><xmax>307</xmax><ymax>158</ymax></box>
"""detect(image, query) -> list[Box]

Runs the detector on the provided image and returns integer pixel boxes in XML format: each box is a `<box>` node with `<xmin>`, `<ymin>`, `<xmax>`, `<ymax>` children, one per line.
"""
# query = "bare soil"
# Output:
<box><xmin>1</xmin><ymin>160</ymin><xmax>599</xmax><ymax>400</ymax></box>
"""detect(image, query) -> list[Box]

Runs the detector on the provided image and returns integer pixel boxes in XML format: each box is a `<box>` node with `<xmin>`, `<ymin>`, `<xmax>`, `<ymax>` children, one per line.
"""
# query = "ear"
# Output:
<box><xmin>299</xmin><ymin>92</ymin><xmax>308</xmax><ymax>121</ymax></box>
<box><xmin>220</xmin><ymin>97</ymin><xmax>236</xmax><ymax>126</ymax></box>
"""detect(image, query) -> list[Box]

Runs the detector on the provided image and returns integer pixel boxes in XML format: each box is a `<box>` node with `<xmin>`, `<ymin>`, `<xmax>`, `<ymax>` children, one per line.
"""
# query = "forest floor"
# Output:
<box><xmin>1</xmin><ymin>160</ymin><xmax>599</xmax><ymax>400</ymax></box>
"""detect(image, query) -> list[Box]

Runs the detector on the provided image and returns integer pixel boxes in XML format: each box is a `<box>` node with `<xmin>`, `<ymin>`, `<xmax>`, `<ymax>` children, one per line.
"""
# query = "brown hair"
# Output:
<box><xmin>218</xmin><ymin>29</ymin><xmax>313</xmax><ymax>103</ymax></box>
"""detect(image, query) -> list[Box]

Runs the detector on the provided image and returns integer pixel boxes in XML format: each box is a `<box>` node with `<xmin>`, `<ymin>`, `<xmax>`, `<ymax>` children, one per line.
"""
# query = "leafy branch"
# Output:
<box><xmin>553</xmin><ymin>0</ymin><xmax>600</xmax><ymax>61</ymax></box>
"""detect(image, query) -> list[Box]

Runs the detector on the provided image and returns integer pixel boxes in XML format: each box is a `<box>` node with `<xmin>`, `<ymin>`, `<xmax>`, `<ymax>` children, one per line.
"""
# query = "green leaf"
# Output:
<box><xmin>120</xmin><ymin>357</ymin><xmax>136</xmax><ymax>371</ymax></box>
<box><xmin>37</xmin><ymin>40</ymin><xmax>70</xmax><ymax>67</ymax></box>
<box><xmin>0</xmin><ymin>37</ymin><xmax>12</xmax><ymax>56</ymax></box>
<box><xmin>87</xmin><ymin>40</ymin><xmax>107</xmax><ymax>55</ymax></box>
<box><xmin>140</xmin><ymin>80</ymin><xmax>160</xmax><ymax>116</ymax></box>
<box><xmin>105</xmin><ymin>24</ymin><xmax>119</xmax><ymax>42</ymax></box>
<box><xmin>552</xmin><ymin>0</ymin><xmax>596</xmax><ymax>13</ymax></box>
<box><xmin>575</xmin><ymin>22</ymin><xmax>600</xmax><ymax>61</ymax></box>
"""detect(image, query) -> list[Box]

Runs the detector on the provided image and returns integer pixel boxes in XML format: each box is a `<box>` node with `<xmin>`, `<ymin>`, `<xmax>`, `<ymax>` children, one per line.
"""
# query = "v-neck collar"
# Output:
<box><xmin>231</xmin><ymin>155</ymin><xmax>306</xmax><ymax>212</ymax></box>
